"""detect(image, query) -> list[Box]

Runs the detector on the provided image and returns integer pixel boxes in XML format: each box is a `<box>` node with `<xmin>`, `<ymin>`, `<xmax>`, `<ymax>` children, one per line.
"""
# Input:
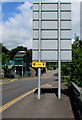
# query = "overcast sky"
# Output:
<box><xmin>0</xmin><ymin>0</ymin><xmax>81</xmax><ymax>50</ymax></box>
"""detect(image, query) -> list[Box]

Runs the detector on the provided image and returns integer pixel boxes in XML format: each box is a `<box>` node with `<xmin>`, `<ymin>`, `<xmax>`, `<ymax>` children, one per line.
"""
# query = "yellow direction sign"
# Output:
<box><xmin>32</xmin><ymin>62</ymin><xmax>46</xmax><ymax>68</ymax></box>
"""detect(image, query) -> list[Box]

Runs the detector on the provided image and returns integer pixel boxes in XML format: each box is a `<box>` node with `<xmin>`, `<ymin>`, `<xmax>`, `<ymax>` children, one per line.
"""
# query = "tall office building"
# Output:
<box><xmin>80</xmin><ymin>1</ymin><xmax>82</xmax><ymax>40</ymax></box>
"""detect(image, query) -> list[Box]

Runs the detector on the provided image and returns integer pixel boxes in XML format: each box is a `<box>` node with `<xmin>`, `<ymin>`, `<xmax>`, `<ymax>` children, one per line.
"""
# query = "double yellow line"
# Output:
<box><xmin>0</xmin><ymin>83</ymin><xmax>48</xmax><ymax>112</ymax></box>
<box><xmin>0</xmin><ymin>88</ymin><xmax>37</xmax><ymax>112</ymax></box>
<box><xmin>0</xmin><ymin>79</ymin><xmax>18</xmax><ymax>85</ymax></box>
<box><xmin>0</xmin><ymin>75</ymin><xmax>52</xmax><ymax>85</ymax></box>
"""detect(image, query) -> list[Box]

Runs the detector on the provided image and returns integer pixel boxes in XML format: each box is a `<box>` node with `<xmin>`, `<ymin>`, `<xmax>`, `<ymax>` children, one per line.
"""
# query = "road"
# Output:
<box><xmin>2</xmin><ymin>70</ymin><xmax>57</xmax><ymax>106</ymax></box>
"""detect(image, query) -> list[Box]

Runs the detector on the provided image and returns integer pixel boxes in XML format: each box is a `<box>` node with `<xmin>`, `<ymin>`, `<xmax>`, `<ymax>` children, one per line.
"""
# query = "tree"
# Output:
<box><xmin>61</xmin><ymin>35</ymin><xmax>82</xmax><ymax>87</ymax></box>
<box><xmin>71</xmin><ymin>40</ymin><xmax>82</xmax><ymax>86</ymax></box>
<box><xmin>9</xmin><ymin>46</ymin><xmax>27</xmax><ymax>60</ymax></box>
<box><xmin>1</xmin><ymin>44</ymin><xmax>10</xmax><ymax>65</ymax></box>
<box><xmin>47</xmin><ymin>62</ymin><xmax>57</xmax><ymax>70</ymax></box>
<box><xmin>26</xmin><ymin>49</ymin><xmax>32</xmax><ymax>62</ymax></box>
<box><xmin>2</xmin><ymin>45</ymin><xmax>9</xmax><ymax>54</ymax></box>
<box><xmin>74</xmin><ymin>34</ymin><xmax>80</xmax><ymax>48</ymax></box>
<box><xmin>0</xmin><ymin>43</ymin><xmax>2</xmax><ymax>54</ymax></box>
<box><xmin>2</xmin><ymin>53</ymin><xmax>10</xmax><ymax>65</ymax></box>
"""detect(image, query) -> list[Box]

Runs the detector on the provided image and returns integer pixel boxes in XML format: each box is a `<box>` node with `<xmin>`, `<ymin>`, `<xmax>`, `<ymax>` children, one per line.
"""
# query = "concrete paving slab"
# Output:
<box><xmin>2</xmin><ymin>94</ymin><xmax>74</xmax><ymax>118</ymax></box>
<box><xmin>2</xmin><ymin>81</ymin><xmax>74</xmax><ymax>119</ymax></box>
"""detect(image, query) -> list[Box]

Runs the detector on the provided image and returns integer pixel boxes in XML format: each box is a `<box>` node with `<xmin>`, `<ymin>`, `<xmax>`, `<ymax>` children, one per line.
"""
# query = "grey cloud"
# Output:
<box><xmin>72</xmin><ymin>2</ymin><xmax>80</xmax><ymax>38</ymax></box>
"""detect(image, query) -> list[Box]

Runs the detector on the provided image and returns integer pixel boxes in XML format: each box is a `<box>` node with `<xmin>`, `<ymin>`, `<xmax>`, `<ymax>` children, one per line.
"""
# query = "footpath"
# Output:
<box><xmin>2</xmin><ymin>80</ymin><xmax>74</xmax><ymax>119</ymax></box>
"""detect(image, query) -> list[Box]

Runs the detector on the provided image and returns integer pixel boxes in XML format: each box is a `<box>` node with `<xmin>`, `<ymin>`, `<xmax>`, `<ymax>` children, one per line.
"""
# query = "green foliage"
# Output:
<box><xmin>71</xmin><ymin>43</ymin><xmax>82</xmax><ymax>87</ymax></box>
<box><xmin>1</xmin><ymin>45</ymin><xmax>32</xmax><ymax>65</ymax></box>
<box><xmin>47</xmin><ymin>62</ymin><xmax>57</xmax><ymax>70</ymax></box>
<box><xmin>0</xmin><ymin>43</ymin><xmax>2</xmax><ymax>54</ymax></box>
<box><xmin>2</xmin><ymin>53</ymin><xmax>10</xmax><ymax>65</ymax></box>
<box><xmin>26</xmin><ymin>49</ymin><xmax>32</xmax><ymax>62</ymax></box>
<box><xmin>62</xmin><ymin>35</ymin><xmax>82</xmax><ymax>87</ymax></box>
<box><xmin>2</xmin><ymin>45</ymin><xmax>9</xmax><ymax>54</ymax></box>
<box><xmin>9</xmin><ymin>46</ymin><xmax>27</xmax><ymax>60</ymax></box>
<box><xmin>1</xmin><ymin>44</ymin><xmax>10</xmax><ymax>65</ymax></box>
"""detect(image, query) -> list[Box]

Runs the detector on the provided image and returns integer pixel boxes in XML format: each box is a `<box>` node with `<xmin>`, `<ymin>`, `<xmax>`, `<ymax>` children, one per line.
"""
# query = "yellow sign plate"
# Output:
<box><xmin>32</xmin><ymin>62</ymin><xmax>46</xmax><ymax>68</ymax></box>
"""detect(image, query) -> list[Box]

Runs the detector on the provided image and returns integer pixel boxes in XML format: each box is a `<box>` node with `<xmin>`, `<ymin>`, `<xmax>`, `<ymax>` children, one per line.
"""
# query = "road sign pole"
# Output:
<box><xmin>38</xmin><ymin>2</ymin><xmax>41</xmax><ymax>99</ymax></box>
<box><xmin>38</xmin><ymin>68</ymin><xmax>41</xmax><ymax>99</ymax></box>
<box><xmin>58</xmin><ymin>1</ymin><xmax>61</xmax><ymax>99</ymax></box>
<box><xmin>33</xmin><ymin>2</ymin><xmax>71</xmax><ymax>99</ymax></box>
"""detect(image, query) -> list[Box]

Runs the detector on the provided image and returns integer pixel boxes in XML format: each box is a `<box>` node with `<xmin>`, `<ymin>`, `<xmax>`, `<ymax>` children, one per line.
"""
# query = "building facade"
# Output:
<box><xmin>14</xmin><ymin>51</ymin><xmax>30</xmax><ymax>77</ymax></box>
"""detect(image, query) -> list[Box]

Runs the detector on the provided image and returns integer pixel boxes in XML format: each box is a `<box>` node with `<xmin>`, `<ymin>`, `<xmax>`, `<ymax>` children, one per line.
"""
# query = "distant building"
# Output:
<box><xmin>7</xmin><ymin>60</ymin><xmax>14</xmax><ymax>69</ymax></box>
<box><xmin>5</xmin><ymin>51</ymin><xmax>37</xmax><ymax>78</ymax></box>
<box><xmin>80</xmin><ymin>1</ymin><xmax>82</xmax><ymax>40</ymax></box>
<box><xmin>14</xmin><ymin>51</ymin><xmax>30</xmax><ymax>77</ymax></box>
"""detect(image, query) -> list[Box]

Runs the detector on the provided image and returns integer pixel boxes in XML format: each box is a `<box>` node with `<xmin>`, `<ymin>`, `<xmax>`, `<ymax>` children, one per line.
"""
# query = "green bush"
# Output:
<box><xmin>62</xmin><ymin>36</ymin><xmax>82</xmax><ymax>87</ymax></box>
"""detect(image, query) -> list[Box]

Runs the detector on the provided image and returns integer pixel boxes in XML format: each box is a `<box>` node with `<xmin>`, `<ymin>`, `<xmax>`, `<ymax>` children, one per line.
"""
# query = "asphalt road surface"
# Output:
<box><xmin>2</xmin><ymin>70</ymin><xmax>57</xmax><ymax>106</ymax></box>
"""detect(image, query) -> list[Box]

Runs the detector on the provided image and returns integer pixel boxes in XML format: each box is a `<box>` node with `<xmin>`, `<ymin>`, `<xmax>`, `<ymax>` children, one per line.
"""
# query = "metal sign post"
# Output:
<box><xmin>32</xmin><ymin>2</ymin><xmax>71</xmax><ymax>99</ymax></box>
<box><xmin>58</xmin><ymin>1</ymin><xmax>61</xmax><ymax>99</ymax></box>
<box><xmin>38</xmin><ymin>2</ymin><xmax>41</xmax><ymax>99</ymax></box>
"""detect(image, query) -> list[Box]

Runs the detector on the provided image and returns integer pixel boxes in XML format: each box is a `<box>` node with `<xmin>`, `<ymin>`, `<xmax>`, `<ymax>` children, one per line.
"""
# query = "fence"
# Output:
<box><xmin>68</xmin><ymin>82</ymin><xmax>82</xmax><ymax>120</ymax></box>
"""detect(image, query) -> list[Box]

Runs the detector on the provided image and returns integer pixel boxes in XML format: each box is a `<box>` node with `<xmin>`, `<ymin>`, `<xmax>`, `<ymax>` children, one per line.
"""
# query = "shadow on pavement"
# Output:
<box><xmin>34</xmin><ymin>88</ymin><xmax>69</xmax><ymax>98</ymax></box>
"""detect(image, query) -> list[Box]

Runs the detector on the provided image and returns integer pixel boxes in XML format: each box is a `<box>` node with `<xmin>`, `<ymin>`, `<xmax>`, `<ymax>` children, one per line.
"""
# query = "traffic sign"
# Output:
<box><xmin>32</xmin><ymin>1</ymin><xmax>72</xmax><ymax>100</ymax></box>
<box><xmin>32</xmin><ymin>2</ymin><xmax>72</xmax><ymax>62</ymax></box>
<box><xmin>32</xmin><ymin>62</ymin><xmax>46</xmax><ymax>68</ymax></box>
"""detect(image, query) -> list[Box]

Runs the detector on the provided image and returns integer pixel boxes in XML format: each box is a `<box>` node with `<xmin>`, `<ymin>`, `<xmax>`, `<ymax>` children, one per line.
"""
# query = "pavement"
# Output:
<box><xmin>2</xmin><ymin>81</ymin><xmax>74</xmax><ymax>119</ymax></box>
